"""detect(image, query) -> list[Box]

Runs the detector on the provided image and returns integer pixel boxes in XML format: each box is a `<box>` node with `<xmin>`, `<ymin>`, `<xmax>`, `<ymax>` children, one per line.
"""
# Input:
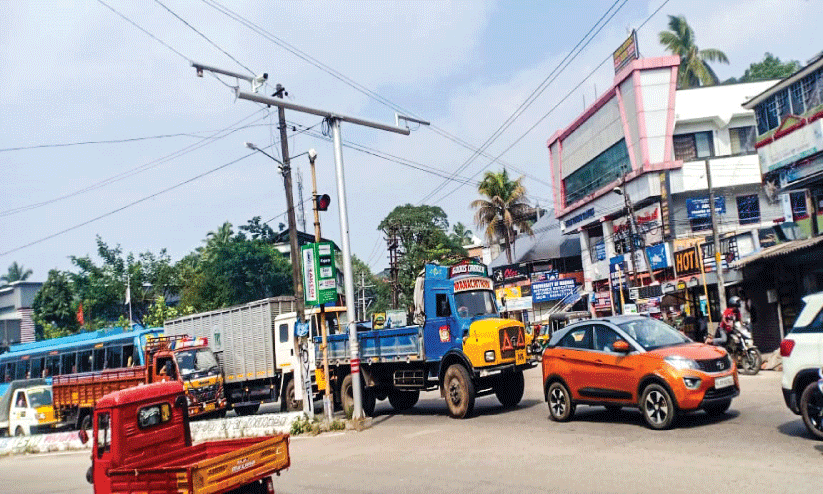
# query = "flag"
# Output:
<box><xmin>76</xmin><ymin>303</ymin><xmax>84</xmax><ymax>326</ymax></box>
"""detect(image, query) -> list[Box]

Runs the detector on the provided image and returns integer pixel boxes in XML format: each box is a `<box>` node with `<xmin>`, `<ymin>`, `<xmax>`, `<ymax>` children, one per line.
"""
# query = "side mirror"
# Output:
<box><xmin>78</xmin><ymin>429</ymin><xmax>89</xmax><ymax>444</ymax></box>
<box><xmin>612</xmin><ymin>340</ymin><xmax>631</xmax><ymax>353</ymax></box>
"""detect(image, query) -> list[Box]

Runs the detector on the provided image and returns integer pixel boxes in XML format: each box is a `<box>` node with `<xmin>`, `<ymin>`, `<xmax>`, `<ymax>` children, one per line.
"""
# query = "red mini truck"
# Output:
<box><xmin>84</xmin><ymin>381</ymin><xmax>290</xmax><ymax>494</ymax></box>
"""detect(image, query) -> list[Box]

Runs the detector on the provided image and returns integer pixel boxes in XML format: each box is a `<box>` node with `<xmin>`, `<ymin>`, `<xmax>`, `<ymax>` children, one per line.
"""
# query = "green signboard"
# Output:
<box><xmin>301</xmin><ymin>241</ymin><xmax>338</xmax><ymax>306</ymax></box>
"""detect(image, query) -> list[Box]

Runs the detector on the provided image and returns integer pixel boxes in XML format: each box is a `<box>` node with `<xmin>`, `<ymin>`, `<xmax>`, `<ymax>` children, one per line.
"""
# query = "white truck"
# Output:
<box><xmin>0</xmin><ymin>378</ymin><xmax>58</xmax><ymax>436</ymax></box>
<box><xmin>164</xmin><ymin>296</ymin><xmax>347</xmax><ymax>415</ymax></box>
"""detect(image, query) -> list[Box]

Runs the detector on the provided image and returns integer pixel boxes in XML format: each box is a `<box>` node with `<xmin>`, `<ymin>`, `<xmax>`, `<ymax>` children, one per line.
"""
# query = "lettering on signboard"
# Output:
<box><xmin>453</xmin><ymin>277</ymin><xmax>492</xmax><ymax>292</ymax></box>
<box><xmin>673</xmin><ymin>247</ymin><xmax>701</xmax><ymax>276</ymax></box>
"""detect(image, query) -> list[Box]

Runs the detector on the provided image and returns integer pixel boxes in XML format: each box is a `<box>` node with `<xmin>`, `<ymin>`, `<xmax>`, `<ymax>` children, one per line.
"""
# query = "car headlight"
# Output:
<box><xmin>485</xmin><ymin>350</ymin><xmax>495</xmax><ymax>362</ymax></box>
<box><xmin>36</xmin><ymin>412</ymin><xmax>46</xmax><ymax>421</ymax></box>
<box><xmin>665</xmin><ymin>356</ymin><xmax>700</xmax><ymax>371</ymax></box>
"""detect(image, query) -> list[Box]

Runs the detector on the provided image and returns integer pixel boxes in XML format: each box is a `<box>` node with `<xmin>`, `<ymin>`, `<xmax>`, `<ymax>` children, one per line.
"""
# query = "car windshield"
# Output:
<box><xmin>28</xmin><ymin>389</ymin><xmax>52</xmax><ymax>408</ymax></box>
<box><xmin>175</xmin><ymin>348</ymin><xmax>220</xmax><ymax>379</ymax></box>
<box><xmin>617</xmin><ymin>318</ymin><xmax>691</xmax><ymax>350</ymax></box>
<box><xmin>454</xmin><ymin>290</ymin><xmax>499</xmax><ymax>318</ymax></box>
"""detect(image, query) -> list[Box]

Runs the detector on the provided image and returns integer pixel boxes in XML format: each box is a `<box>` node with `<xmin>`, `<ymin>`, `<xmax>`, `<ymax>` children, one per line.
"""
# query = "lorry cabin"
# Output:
<box><xmin>87</xmin><ymin>381</ymin><xmax>290</xmax><ymax>494</ymax></box>
<box><xmin>0</xmin><ymin>379</ymin><xmax>57</xmax><ymax>436</ymax></box>
<box><xmin>316</xmin><ymin>261</ymin><xmax>536</xmax><ymax>418</ymax></box>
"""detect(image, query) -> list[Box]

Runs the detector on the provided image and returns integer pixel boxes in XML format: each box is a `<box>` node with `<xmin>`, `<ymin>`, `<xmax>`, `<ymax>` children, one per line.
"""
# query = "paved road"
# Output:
<box><xmin>3</xmin><ymin>370</ymin><xmax>821</xmax><ymax>493</ymax></box>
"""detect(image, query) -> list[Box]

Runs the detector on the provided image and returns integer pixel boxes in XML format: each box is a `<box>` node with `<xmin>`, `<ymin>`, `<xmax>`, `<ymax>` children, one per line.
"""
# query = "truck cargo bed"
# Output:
<box><xmin>53</xmin><ymin>367</ymin><xmax>146</xmax><ymax>409</ymax></box>
<box><xmin>315</xmin><ymin>327</ymin><xmax>424</xmax><ymax>364</ymax></box>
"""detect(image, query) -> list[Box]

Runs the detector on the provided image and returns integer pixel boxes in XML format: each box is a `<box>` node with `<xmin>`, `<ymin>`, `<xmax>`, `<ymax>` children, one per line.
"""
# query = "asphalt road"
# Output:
<box><xmin>3</xmin><ymin>370</ymin><xmax>821</xmax><ymax>494</ymax></box>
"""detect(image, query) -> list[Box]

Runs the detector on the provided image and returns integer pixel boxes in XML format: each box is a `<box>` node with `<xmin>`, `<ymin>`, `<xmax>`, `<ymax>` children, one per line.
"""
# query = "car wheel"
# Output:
<box><xmin>443</xmin><ymin>364</ymin><xmax>475</xmax><ymax>419</ymax></box>
<box><xmin>494</xmin><ymin>370</ymin><xmax>525</xmax><ymax>408</ymax></box>
<box><xmin>547</xmin><ymin>382</ymin><xmax>575</xmax><ymax>422</ymax></box>
<box><xmin>640</xmin><ymin>383</ymin><xmax>676</xmax><ymax>430</ymax></box>
<box><xmin>704</xmin><ymin>400</ymin><xmax>732</xmax><ymax>416</ymax></box>
<box><xmin>800</xmin><ymin>381</ymin><xmax>823</xmax><ymax>440</ymax></box>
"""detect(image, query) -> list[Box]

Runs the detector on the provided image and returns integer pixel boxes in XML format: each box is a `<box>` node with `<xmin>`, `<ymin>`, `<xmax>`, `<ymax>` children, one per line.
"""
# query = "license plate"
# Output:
<box><xmin>515</xmin><ymin>349</ymin><xmax>526</xmax><ymax>366</ymax></box>
<box><xmin>204</xmin><ymin>403</ymin><xmax>215</xmax><ymax>412</ymax></box>
<box><xmin>714</xmin><ymin>375</ymin><xmax>734</xmax><ymax>389</ymax></box>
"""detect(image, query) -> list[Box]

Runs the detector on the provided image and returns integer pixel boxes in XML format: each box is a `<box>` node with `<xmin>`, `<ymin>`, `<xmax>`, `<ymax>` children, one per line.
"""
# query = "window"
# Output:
<box><xmin>791</xmin><ymin>80</ymin><xmax>806</xmax><ymax>115</ymax></box>
<box><xmin>558</xmin><ymin>326</ymin><xmax>591</xmax><ymax>350</ymax></box>
<box><xmin>105</xmin><ymin>346</ymin><xmax>122</xmax><ymax>369</ymax></box>
<box><xmin>46</xmin><ymin>356</ymin><xmax>60</xmax><ymax>376</ymax></box>
<box><xmin>592</xmin><ymin>325</ymin><xmax>626</xmax><ymax>353</ymax></box>
<box><xmin>137</xmin><ymin>403</ymin><xmax>172</xmax><ymax>429</ymax></box>
<box><xmin>93</xmin><ymin>348</ymin><xmax>105</xmax><ymax>371</ymax></box>
<box><xmin>122</xmin><ymin>345</ymin><xmax>135</xmax><ymax>367</ymax></box>
<box><xmin>563</xmin><ymin>139</ymin><xmax>631</xmax><ymax>206</ymax></box>
<box><xmin>435</xmin><ymin>294</ymin><xmax>451</xmax><ymax>317</ymax></box>
<box><xmin>61</xmin><ymin>352</ymin><xmax>77</xmax><ymax>374</ymax></box>
<box><xmin>673</xmin><ymin>132</ymin><xmax>714</xmax><ymax>161</ymax></box>
<box><xmin>30</xmin><ymin>357</ymin><xmax>43</xmax><ymax>379</ymax></box>
<box><xmin>97</xmin><ymin>412</ymin><xmax>111</xmax><ymax>458</ymax></box>
<box><xmin>791</xmin><ymin>191</ymin><xmax>808</xmax><ymax>220</ymax></box>
<box><xmin>736</xmin><ymin>195</ymin><xmax>761</xmax><ymax>225</ymax></box>
<box><xmin>730</xmin><ymin>127</ymin><xmax>756</xmax><ymax>155</ymax></box>
<box><xmin>77</xmin><ymin>350</ymin><xmax>92</xmax><ymax>373</ymax></box>
<box><xmin>690</xmin><ymin>217</ymin><xmax>713</xmax><ymax>232</ymax></box>
<box><xmin>15</xmin><ymin>391</ymin><xmax>27</xmax><ymax>408</ymax></box>
<box><xmin>15</xmin><ymin>360</ymin><xmax>28</xmax><ymax>380</ymax></box>
<box><xmin>279</xmin><ymin>323</ymin><xmax>289</xmax><ymax>344</ymax></box>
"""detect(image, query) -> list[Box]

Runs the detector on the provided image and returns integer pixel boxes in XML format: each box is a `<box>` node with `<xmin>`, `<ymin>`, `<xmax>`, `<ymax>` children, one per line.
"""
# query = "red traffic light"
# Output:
<box><xmin>316</xmin><ymin>194</ymin><xmax>331</xmax><ymax>211</ymax></box>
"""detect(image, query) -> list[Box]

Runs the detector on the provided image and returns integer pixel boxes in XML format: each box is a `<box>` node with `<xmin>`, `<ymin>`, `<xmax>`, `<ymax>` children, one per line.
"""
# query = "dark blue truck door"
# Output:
<box><xmin>423</xmin><ymin>290</ymin><xmax>459</xmax><ymax>360</ymax></box>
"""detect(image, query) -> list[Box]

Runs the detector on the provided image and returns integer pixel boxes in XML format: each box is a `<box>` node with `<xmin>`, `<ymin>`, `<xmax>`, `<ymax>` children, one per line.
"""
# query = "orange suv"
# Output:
<box><xmin>542</xmin><ymin>316</ymin><xmax>739</xmax><ymax>429</ymax></box>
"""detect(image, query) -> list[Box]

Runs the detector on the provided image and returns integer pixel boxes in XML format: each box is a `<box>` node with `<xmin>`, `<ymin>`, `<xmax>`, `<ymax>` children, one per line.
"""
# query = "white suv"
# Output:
<box><xmin>780</xmin><ymin>292</ymin><xmax>823</xmax><ymax>414</ymax></box>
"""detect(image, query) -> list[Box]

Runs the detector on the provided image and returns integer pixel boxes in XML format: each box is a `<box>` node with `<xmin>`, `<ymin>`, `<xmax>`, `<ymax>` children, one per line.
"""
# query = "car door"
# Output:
<box><xmin>587</xmin><ymin>324</ymin><xmax>638</xmax><ymax>402</ymax></box>
<box><xmin>553</xmin><ymin>325</ymin><xmax>597</xmax><ymax>398</ymax></box>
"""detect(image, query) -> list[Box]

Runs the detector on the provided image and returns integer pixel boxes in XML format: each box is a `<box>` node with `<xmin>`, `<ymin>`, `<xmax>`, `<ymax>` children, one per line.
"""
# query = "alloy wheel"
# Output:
<box><xmin>644</xmin><ymin>390</ymin><xmax>669</xmax><ymax>425</ymax></box>
<box><xmin>550</xmin><ymin>387</ymin><xmax>566</xmax><ymax>416</ymax></box>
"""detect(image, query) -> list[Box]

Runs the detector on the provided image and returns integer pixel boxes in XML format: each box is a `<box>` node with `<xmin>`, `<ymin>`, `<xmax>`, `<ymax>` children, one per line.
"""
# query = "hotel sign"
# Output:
<box><xmin>613</xmin><ymin>29</ymin><xmax>639</xmax><ymax>74</ymax></box>
<box><xmin>673</xmin><ymin>246</ymin><xmax>701</xmax><ymax>277</ymax></box>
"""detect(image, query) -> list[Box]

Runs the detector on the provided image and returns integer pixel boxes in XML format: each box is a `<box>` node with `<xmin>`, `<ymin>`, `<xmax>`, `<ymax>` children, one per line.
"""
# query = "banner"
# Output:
<box><xmin>532</xmin><ymin>279</ymin><xmax>577</xmax><ymax>303</ymax></box>
<box><xmin>612</xmin><ymin>203</ymin><xmax>662</xmax><ymax>252</ymax></box>
<box><xmin>302</xmin><ymin>242</ymin><xmax>338</xmax><ymax>306</ymax></box>
<box><xmin>491</xmin><ymin>263</ymin><xmax>529</xmax><ymax>285</ymax></box>
<box><xmin>686</xmin><ymin>196</ymin><xmax>725</xmax><ymax>219</ymax></box>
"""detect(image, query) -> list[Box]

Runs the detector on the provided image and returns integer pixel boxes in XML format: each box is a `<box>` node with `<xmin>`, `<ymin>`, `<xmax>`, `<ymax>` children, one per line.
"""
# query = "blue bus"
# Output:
<box><xmin>0</xmin><ymin>327</ymin><xmax>162</xmax><ymax>395</ymax></box>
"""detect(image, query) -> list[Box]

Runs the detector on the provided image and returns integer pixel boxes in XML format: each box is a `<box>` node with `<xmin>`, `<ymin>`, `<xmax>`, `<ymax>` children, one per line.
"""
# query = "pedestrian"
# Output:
<box><xmin>695</xmin><ymin>310</ymin><xmax>708</xmax><ymax>342</ymax></box>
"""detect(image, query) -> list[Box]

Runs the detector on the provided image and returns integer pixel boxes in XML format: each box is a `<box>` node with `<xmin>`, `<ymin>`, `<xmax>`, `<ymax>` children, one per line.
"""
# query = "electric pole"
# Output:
<box><xmin>706</xmin><ymin>159</ymin><xmax>727</xmax><ymax>316</ymax></box>
<box><xmin>623</xmin><ymin>189</ymin><xmax>657</xmax><ymax>284</ymax></box>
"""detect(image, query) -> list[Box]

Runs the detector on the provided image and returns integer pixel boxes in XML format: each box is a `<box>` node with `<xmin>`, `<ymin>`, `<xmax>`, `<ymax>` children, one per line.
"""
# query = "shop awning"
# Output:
<box><xmin>732</xmin><ymin>235</ymin><xmax>823</xmax><ymax>268</ymax></box>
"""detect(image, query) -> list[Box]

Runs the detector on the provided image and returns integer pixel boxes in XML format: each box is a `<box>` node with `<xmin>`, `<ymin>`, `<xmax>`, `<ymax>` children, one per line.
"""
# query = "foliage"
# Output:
<box><xmin>737</xmin><ymin>53</ymin><xmax>801</xmax><ymax>83</ymax></box>
<box><xmin>450</xmin><ymin>222</ymin><xmax>474</xmax><ymax>246</ymax></box>
<box><xmin>329</xmin><ymin>419</ymin><xmax>346</xmax><ymax>431</ymax></box>
<box><xmin>471</xmin><ymin>169</ymin><xmax>533</xmax><ymax>264</ymax></box>
<box><xmin>289</xmin><ymin>415</ymin><xmax>321</xmax><ymax>435</ymax></box>
<box><xmin>658</xmin><ymin>15</ymin><xmax>729</xmax><ymax>88</ymax></box>
<box><xmin>143</xmin><ymin>296</ymin><xmax>196</xmax><ymax>328</ymax></box>
<box><xmin>32</xmin><ymin>269</ymin><xmax>79</xmax><ymax>338</ymax></box>
<box><xmin>1</xmin><ymin>262</ymin><xmax>33</xmax><ymax>285</ymax></box>
<box><xmin>378</xmin><ymin>204</ymin><xmax>466</xmax><ymax>307</ymax></box>
<box><xmin>351</xmin><ymin>255</ymin><xmax>392</xmax><ymax>319</ymax></box>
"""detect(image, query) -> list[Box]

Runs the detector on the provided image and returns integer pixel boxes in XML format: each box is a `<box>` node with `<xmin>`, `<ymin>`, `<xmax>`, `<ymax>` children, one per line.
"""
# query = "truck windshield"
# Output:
<box><xmin>454</xmin><ymin>290</ymin><xmax>498</xmax><ymax>318</ymax></box>
<box><xmin>175</xmin><ymin>349</ymin><xmax>220</xmax><ymax>379</ymax></box>
<box><xmin>28</xmin><ymin>389</ymin><xmax>52</xmax><ymax>408</ymax></box>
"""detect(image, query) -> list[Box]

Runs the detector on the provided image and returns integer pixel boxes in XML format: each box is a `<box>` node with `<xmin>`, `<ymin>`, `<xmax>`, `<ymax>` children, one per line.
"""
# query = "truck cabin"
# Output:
<box><xmin>90</xmin><ymin>382</ymin><xmax>191</xmax><ymax>478</ymax></box>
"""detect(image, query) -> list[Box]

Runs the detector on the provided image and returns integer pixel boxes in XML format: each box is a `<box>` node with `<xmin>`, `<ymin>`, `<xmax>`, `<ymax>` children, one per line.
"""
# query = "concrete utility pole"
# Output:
<box><xmin>706</xmin><ymin>159</ymin><xmax>727</xmax><ymax>316</ymax></box>
<box><xmin>621</xmin><ymin>187</ymin><xmax>657</xmax><ymax>284</ymax></box>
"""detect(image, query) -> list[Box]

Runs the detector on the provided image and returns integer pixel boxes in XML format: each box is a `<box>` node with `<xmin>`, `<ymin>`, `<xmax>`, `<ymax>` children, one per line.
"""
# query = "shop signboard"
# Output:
<box><xmin>645</xmin><ymin>243</ymin><xmax>671</xmax><ymax>270</ymax></box>
<box><xmin>593</xmin><ymin>291</ymin><xmax>612</xmax><ymax>310</ymax></box>
<box><xmin>612</xmin><ymin>203</ymin><xmax>663</xmax><ymax>250</ymax></box>
<box><xmin>532</xmin><ymin>278</ymin><xmax>577</xmax><ymax>303</ymax></box>
<box><xmin>609</xmin><ymin>256</ymin><xmax>627</xmax><ymax>287</ymax></box>
<box><xmin>301</xmin><ymin>241</ymin><xmax>338</xmax><ymax>306</ymax></box>
<box><xmin>686</xmin><ymin>196</ymin><xmax>725</xmax><ymax>219</ymax></box>
<box><xmin>759</xmin><ymin>118</ymin><xmax>823</xmax><ymax>174</ymax></box>
<box><xmin>661</xmin><ymin>282</ymin><xmax>677</xmax><ymax>294</ymax></box>
<box><xmin>491</xmin><ymin>263</ymin><xmax>529</xmax><ymax>286</ymax></box>
<box><xmin>613</xmin><ymin>29</ymin><xmax>639</xmax><ymax>74</ymax></box>
<box><xmin>700</xmin><ymin>236</ymin><xmax>738</xmax><ymax>272</ymax></box>
<box><xmin>673</xmin><ymin>246</ymin><xmax>701</xmax><ymax>277</ymax></box>
<box><xmin>531</xmin><ymin>270</ymin><xmax>559</xmax><ymax>282</ymax></box>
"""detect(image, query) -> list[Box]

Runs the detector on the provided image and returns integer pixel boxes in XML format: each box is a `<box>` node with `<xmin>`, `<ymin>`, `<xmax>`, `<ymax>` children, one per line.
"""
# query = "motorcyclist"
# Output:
<box><xmin>706</xmin><ymin>296</ymin><xmax>742</xmax><ymax>347</ymax></box>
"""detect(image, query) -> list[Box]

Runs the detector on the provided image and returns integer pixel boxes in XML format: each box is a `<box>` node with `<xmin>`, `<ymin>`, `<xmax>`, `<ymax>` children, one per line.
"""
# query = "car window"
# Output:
<box><xmin>558</xmin><ymin>326</ymin><xmax>591</xmax><ymax>350</ymax></box>
<box><xmin>435</xmin><ymin>294</ymin><xmax>451</xmax><ymax>317</ymax></box>
<box><xmin>790</xmin><ymin>301</ymin><xmax>823</xmax><ymax>334</ymax></box>
<box><xmin>592</xmin><ymin>325</ymin><xmax>626</xmax><ymax>353</ymax></box>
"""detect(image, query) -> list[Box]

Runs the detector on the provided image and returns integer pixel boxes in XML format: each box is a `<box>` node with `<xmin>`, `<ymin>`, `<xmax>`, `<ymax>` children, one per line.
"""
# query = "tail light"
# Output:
<box><xmin>780</xmin><ymin>339</ymin><xmax>795</xmax><ymax>357</ymax></box>
<box><xmin>265</xmin><ymin>476</ymin><xmax>275</xmax><ymax>494</ymax></box>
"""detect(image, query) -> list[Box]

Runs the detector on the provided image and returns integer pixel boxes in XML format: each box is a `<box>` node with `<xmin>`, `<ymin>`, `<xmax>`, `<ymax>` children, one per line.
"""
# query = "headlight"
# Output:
<box><xmin>683</xmin><ymin>377</ymin><xmax>702</xmax><ymax>389</ymax></box>
<box><xmin>36</xmin><ymin>413</ymin><xmax>46</xmax><ymax>421</ymax></box>
<box><xmin>484</xmin><ymin>350</ymin><xmax>495</xmax><ymax>362</ymax></box>
<box><xmin>665</xmin><ymin>356</ymin><xmax>700</xmax><ymax>371</ymax></box>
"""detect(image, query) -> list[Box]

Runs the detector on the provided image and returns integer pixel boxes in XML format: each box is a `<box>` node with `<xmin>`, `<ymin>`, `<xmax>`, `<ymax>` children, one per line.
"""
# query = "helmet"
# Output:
<box><xmin>727</xmin><ymin>296</ymin><xmax>741</xmax><ymax>308</ymax></box>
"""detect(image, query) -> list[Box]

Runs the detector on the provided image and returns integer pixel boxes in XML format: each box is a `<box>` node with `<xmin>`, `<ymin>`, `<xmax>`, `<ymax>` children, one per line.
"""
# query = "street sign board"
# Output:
<box><xmin>302</xmin><ymin>241</ymin><xmax>338</xmax><ymax>306</ymax></box>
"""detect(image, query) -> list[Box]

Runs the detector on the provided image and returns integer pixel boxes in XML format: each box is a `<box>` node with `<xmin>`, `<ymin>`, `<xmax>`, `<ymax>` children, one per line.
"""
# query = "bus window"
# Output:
<box><xmin>46</xmin><ymin>356</ymin><xmax>61</xmax><ymax>376</ymax></box>
<box><xmin>15</xmin><ymin>360</ymin><xmax>29</xmax><ymax>380</ymax></box>
<box><xmin>62</xmin><ymin>352</ymin><xmax>77</xmax><ymax>374</ymax></box>
<box><xmin>0</xmin><ymin>363</ymin><xmax>9</xmax><ymax>382</ymax></box>
<box><xmin>123</xmin><ymin>345</ymin><xmax>135</xmax><ymax>366</ymax></box>
<box><xmin>30</xmin><ymin>357</ymin><xmax>44</xmax><ymax>378</ymax></box>
<box><xmin>77</xmin><ymin>350</ymin><xmax>93</xmax><ymax>373</ymax></box>
<box><xmin>106</xmin><ymin>345</ymin><xmax>122</xmax><ymax>369</ymax></box>
<box><xmin>93</xmin><ymin>348</ymin><xmax>105</xmax><ymax>371</ymax></box>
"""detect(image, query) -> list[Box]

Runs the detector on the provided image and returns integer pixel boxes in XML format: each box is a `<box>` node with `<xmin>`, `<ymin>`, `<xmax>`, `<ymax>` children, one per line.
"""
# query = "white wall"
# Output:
<box><xmin>560</xmin><ymin>97</ymin><xmax>625</xmax><ymax>177</ymax></box>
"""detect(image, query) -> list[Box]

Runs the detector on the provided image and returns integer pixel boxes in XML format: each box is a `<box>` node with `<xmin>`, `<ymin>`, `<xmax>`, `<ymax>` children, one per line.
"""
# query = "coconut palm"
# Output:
<box><xmin>659</xmin><ymin>15</ymin><xmax>729</xmax><ymax>88</ymax></box>
<box><xmin>471</xmin><ymin>170</ymin><xmax>534</xmax><ymax>264</ymax></box>
<box><xmin>1</xmin><ymin>262</ymin><xmax>33</xmax><ymax>285</ymax></box>
<box><xmin>450</xmin><ymin>222</ymin><xmax>474</xmax><ymax>246</ymax></box>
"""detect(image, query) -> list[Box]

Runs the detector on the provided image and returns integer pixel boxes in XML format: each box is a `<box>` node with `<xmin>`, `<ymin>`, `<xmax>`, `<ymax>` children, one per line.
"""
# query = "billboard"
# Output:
<box><xmin>301</xmin><ymin>242</ymin><xmax>338</xmax><ymax>306</ymax></box>
<box><xmin>532</xmin><ymin>279</ymin><xmax>577</xmax><ymax>303</ymax></box>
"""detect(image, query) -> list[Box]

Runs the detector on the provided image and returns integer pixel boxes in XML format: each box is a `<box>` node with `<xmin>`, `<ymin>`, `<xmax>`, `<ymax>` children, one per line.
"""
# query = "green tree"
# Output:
<box><xmin>659</xmin><ymin>15</ymin><xmax>729</xmax><ymax>88</ymax></box>
<box><xmin>1</xmin><ymin>262</ymin><xmax>33</xmax><ymax>285</ymax></box>
<box><xmin>450</xmin><ymin>222</ymin><xmax>474</xmax><ymax>246</ymax></box>
<box><xmin>143</xmin><ymin>296</ymin><xmax>196</xmax><ymax>328</ymax></box>
<box><xmin>350</xmin><ymin>255</ymin><xmax>392</xmax><ymax>319</ymax></box>
<box><xmin>471</xmin><ymin>169</ymin><xmax>533</xmax><ymax>264</ymax></box>
<box><xmin>32</xmin><ymin>269</ymin><xmax>79</xmax><ymax>338</ymax></box>
<box><xmin>739</xmin><ymin>52</ymin><xmax>801</xmax><ymax>82</ymax></box>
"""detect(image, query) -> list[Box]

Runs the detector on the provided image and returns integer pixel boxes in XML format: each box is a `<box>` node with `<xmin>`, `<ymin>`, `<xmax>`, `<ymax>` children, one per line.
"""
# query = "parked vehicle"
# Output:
<box><xmin>542</xmin><ymin>316</ymin><xmax>739</xmax><ymax>430</ymax></box>
<box><xmin>725</xmin><ymin>322</ymin><xmax>762</xmax><ymax>375</ymax></box>
<box><xmin>82</xmin><ymin>380</ymin><xmax>290</xmax><ymax>494</ymax></box>
<box><xmin>53</xmin><ymin>335</ymin><xmax>226</xmax><ymax>430</ymax></box>
<box><xmin>0</xmin><ymin>379</ymin><xmax>57</xmax><ymax>436</ymax></box>
<box><xmin>164</xmin><ymin>297</ymin><xmax>347</xmax><ymax>415</ymax></box>
<box><xmin>800</xmin><ymin>368</ymin><xmax>823</xmax><ymax>440</ymax></box>
<box><xmin>780</xmin><ymin>292</ymin><xmax>823</xmax><ymax>418</ymax></box>
<box><xmin>316</xmin><ymin>261</ymin><xmax>536</xmax><ymax>419</ymax></box>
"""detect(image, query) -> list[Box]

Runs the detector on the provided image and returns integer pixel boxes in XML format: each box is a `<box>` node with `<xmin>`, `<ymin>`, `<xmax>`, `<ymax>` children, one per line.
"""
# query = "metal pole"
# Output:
<box><xmin>330</xmin><ymin>118</ymin><xmax>363</xmax><ymax>419</ymax></box>
<box><xmin>310</xmin><ymin>151</ymin><xmax>334</xmax><ymax>421</ymax></box>
<box><xmin>705</xmin><ymin>159</ymin><xmax>727</xmax><ymax>316</ymax></box>
<box><xmin>127</xmin><ymin>273</ymin><xmax>133</xmax><ymax>329</ymax></box>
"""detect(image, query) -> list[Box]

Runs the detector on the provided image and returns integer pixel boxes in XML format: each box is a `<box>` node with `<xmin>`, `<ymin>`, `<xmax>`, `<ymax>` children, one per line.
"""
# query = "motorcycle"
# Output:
<box><xmin>725</xmin><ymin>322</ymin><xmax>762</xmax><ymax>375</ymax></box>
<box><xmin>800</xmin><ymin>368</ymin><xmax>823</xmax><ymax>440</ymax></box>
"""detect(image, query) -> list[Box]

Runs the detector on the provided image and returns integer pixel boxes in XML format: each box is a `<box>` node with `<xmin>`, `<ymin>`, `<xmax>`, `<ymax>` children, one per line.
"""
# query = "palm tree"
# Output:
<box><xmin>471</xmin><ymin>169</ymin><xmax>534</xmax><ymax>264</ymax></box>
<box><xmin>450</xmin><ymin>222</ymin><xmax>474</xmax><ymax>246</ymax></box>
<box><xmin>1</xmin><ymin>262</ymin><xmax>33</xmax><ymax>285</ymax></box>
<box><xmin>659</xmin><ymin>15</ymin><xmax>729</xmax><ymax>88</ymax></box>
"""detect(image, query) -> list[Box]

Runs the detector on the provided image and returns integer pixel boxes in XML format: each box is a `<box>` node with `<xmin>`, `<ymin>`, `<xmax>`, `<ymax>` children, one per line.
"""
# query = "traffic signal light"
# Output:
<box><xmin>315</xmin><ymin>194</ymin><xmax>331</xmax><ymax>211</ymax></box>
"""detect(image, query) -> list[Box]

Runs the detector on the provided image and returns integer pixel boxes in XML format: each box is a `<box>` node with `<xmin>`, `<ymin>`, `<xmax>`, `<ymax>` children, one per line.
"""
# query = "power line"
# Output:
<box><xmin>0</xmin><ymin>133</ymin><xmax>212</xmax><ymax>152</ymax></box>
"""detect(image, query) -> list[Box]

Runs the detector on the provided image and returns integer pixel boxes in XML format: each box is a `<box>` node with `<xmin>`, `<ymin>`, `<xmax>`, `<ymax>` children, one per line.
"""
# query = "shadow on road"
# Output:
<box><xmin>815</xmin><ymin>445</ymin><xmax>823</xmax><ymax>455</ymax></box>
<box><xmin>566</xmin><ymin>405</ymin><xmax>739</xmax><ymax>429</ymax></box>
<box><xmin>777</xmin><ymin>419</ymin><xmax>817</xmax><ymax>440</ymax></box>
<box><xmin>368</xmin><ymin>398</ymin><xmax>544</xmax><ymax>420</ymax></box>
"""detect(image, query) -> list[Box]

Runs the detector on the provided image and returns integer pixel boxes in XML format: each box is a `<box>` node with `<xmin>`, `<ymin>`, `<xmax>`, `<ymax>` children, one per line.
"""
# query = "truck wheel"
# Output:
<box><xmin>443</xmin><ymin>364</ymin><xmax>475</xmax><ymax>419</ymax></box>
<box><xmin>341</xmin><ymin>374</ymin><xmax>376</xmax><ymax>417</ymax></box>
<box><xmin>494</xmin><ymin>370</ymin><xmax>525</xmax><ymax>408</ymax></box>
<box><xmin>14</xmin><ymin>426</ymin><xmax>25</xmax><ymax>437</ymax></box>
<box><xmin>80</xmin><ymin>414</ymin><xmax>92</xmax><ymax>431</ymax></box>
<box><xmin>234</xmin><ymin>404</ymin><xmax>260</xmax><ymax>416</ymax></box>
<box><xmin>282</xmin><ymin>378</ymin><xmax>303</xmax><ymax>412</ymax></box>
<box><xmin>388</xmin><ymin>390</ymin><xmax>420</xmax><ymax>412</ymax></box>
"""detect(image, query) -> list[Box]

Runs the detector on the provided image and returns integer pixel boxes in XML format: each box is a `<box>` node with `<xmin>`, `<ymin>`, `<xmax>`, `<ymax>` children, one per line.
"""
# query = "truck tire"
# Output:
<box><xmin>388</xmin><ymin>389</ymin><xmax>420</xmax><ymax>412</ymax></box>
<box><xmin>341</xmin><ymin>373</ymin><xmax>376</xmax><ymax>417</ymax></box>
<box><xmin>234</xmin><ymin>404</ymin><xmax>260</xmax><ymax>416</ymax></box>
<box><xmin>494</xmin><ymin>370</ymin><xmax>525</xmax><ymax>408</ymax></box>
<box><xmin>14</xmin><ymin>426</ymin><xmax>25</xmax><ymax>437</ymax></box>
<box><xmin>281</xmin><ymin>378</ymin><xmax>303</xmax><ymax>412</ymax></box>
<box><xmin>443</xmin><ymin>364</ymin><xmax>475</xmax><ymax>419</ymax></box>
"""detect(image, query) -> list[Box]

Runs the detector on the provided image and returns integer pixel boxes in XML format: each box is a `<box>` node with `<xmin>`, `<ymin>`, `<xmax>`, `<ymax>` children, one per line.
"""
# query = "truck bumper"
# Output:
<box><xmin>475</xmin><ymin>361</ymin><xmax>534</xmax><ymax>378</ymax></box>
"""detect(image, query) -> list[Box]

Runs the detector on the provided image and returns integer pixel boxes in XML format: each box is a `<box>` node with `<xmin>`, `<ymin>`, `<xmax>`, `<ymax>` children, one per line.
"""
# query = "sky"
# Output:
<box><xmin>1</xmin><ymin>0</ymin><xmax>821</xmax><ymax>281</ymax></box>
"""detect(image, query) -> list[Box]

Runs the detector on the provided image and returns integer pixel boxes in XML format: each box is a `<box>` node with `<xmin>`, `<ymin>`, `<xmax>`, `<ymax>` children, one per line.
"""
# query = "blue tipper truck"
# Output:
<box><xmin>314</xmin><ymin>261</ymin><xmax>537</xmax><ymax>418</ymax></box>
